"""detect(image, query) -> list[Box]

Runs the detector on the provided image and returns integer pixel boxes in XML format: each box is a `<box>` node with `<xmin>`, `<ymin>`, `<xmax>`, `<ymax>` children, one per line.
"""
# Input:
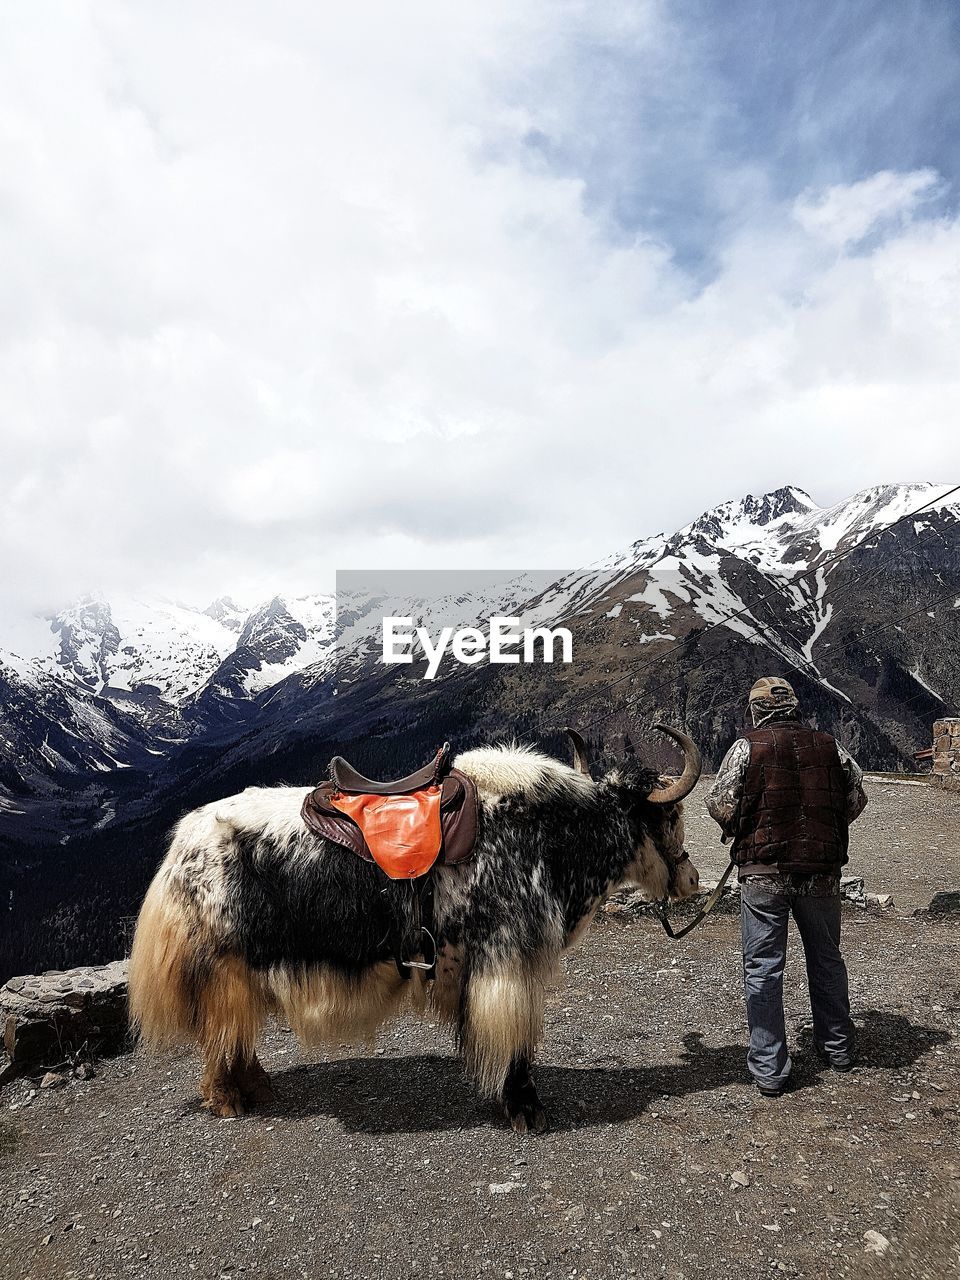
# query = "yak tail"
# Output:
<box><xmin>128</xmin><ymin>872</ymin><xmax>203</xmax><ymax>1048</ymax></box>
<box><xmin>128</xmin><ymin>872</ymin><xmax>270</xmax><ymax>1063</ymax></box>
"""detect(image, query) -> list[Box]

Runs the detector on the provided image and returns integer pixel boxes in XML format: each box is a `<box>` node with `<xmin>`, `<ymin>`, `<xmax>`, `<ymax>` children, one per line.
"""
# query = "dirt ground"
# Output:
<box><xmin>2</xmin><ymin>778</ymin><xmax>959</xmax><ymax>1280</ymax></box>
<box><xmin>683</xmin><ymin>774</ymin><xmax>960</xmax><ymax>913</ymax></box>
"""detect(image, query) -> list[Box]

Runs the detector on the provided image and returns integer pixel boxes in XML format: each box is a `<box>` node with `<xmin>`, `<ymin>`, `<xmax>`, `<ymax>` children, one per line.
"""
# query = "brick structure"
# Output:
<box><xmin>933</xmin><ymin>718</ymin><xmax>960</xmax><ymax>793</ymax></box>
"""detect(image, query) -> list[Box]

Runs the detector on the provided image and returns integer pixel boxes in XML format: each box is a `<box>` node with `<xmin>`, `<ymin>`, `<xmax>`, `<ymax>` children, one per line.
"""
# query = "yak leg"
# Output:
<box><xmin>462</xmin><ymin>967</ymin><xmax>548</xmax><ymax>1134</ymax></box>
<box><xmin>502</xmin><ymin>1053</ymin><xmax>547</xmax><ymax>1135</ymax></box>
<box><xmin>200</xmin><ymin>1048</ymin><xmax>275</xmax><ymax>1118</ymax></box>
<box><xmin>231</xmin><ymin>1051</ymin><xmax>276</xmax><ymax>1107</ymax></box>
<box><xmin>197</xmin><ymin>957</ymin><xmax>272</xmax><ymax>1118</ymax></box>
<box><xmin>200</xmin><ymin>1044</ymin><xmax>247</xmax><ymax>1118</ymax></box>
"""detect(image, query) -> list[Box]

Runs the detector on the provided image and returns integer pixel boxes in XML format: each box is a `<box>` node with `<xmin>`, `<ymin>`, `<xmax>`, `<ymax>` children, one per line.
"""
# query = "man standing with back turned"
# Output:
<box><xmin>706</xmin><ymin>677</ymin><xmax>868</xmax><ymax>1097</ymax></box>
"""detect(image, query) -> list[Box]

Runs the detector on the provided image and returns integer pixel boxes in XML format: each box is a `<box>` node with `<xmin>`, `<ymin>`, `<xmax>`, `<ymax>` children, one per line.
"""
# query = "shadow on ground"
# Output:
<box><xmin>257</xmin><ymin>1010</ymin><xmax>949</xmax><ymax>1134</ymax></box>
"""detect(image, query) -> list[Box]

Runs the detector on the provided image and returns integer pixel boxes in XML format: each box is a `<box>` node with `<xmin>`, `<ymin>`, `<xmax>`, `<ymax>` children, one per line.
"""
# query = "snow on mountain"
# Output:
<box><xmin>564</xmin><ymin>482</ymin><xmax>960</xmax><ymax>665</ymax></box>
<box><xmin>0</xmin><ymin>593</ymin><xmax>338</xmax><ymax>714</ymax></box>
<box><xmin>6</xmin><ymin>483</ymin><xmax>950</xmax><ymax>718</ymax></box>
<box><xmin>1</xmin><ymin>481</ymin><xmax>956</xmax><ymax>818</ymax></box>
<box><xmin>181</xmin><ymin>483</ymin><xmax>958</xmax><ymax>806</ymax></box>
<box><xmin>333</xmin><ymin>573</ymin><xmax>552</xmax><ymax>667</ymax></box>
<box><xmin>0</xmin><ymin>646</ymin><xmax>153</xmax><ymax>802</ymax></box>
<box><xmin>231</xmin><ymin>594</ymin><xmax>335</xmax><ymax>695</ymax></box>
<box><xmin>684</xmin><ymin>485</ymin><xmax>818</xmax><ymax>554</ymax></box>
<box><xmin>75</xmin><ymin>596</ymin><xmax>235</xmax><ymax>701</ymax></box>
<box><xmin>202</xmin><ymin>597</ymin><xmax>250</xmax><ymax>633</ymax></box>
<box><xmin>182</xmin><ymin>594</ymin><xmax>337</xmax><ymax>727</ymax></box>
<box><xmin>0</xmin><ymin>594</ymin><xmax>239</xmax><ymax>705</ymax></box>
<box><xmin>305</xmin><ymin>482</ymin><xmax>960</xmax><ymax>694</ymax></box>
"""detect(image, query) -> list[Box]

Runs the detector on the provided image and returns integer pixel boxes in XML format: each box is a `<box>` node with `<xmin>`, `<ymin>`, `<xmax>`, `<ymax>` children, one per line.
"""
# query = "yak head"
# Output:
<box><xmin>566</xmin><ymin>724</ymin><xmax>703</xmax><ymax>903</ymax></box>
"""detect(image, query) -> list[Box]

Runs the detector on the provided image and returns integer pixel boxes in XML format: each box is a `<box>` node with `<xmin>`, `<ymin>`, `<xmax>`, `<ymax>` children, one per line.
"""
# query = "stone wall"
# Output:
<box><xmin>934</xmin><ymin>718</ymin><xmax>960</xmax><ymax>793</ymax></box>
<box><xmin>1</xmin><ymin>960</ymin><xmax>129</xmax><ymax>1084</ymax></box>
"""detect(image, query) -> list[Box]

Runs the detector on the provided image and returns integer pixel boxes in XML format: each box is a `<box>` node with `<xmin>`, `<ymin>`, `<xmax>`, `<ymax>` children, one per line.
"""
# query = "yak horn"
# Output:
<box><xmin>646</xmin><ymin>723</ymin><xmax>702</xmax><ymax>804</ymax></box>
<box><xmin>564</xmin><ymin>727</ymin><xmax>592</xmax><ymax>778</ymax></box>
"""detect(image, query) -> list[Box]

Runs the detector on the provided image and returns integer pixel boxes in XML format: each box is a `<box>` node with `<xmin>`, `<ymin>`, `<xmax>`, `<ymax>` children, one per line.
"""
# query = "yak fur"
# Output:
<box><xmin>129</xmin><ymin>743</ymin><xmax>700</xmax><ymax>1132</ymax></box>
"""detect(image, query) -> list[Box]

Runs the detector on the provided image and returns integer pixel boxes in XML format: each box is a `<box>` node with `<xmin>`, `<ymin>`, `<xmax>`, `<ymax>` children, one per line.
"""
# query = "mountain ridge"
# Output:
<box><xmin>1</xmin><ymin>481</ymin><xmax>957</xmax><ymax>847</ymax></box>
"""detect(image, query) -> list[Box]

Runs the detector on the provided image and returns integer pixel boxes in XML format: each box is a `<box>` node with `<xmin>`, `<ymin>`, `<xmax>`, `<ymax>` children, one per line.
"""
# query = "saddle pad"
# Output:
<box><xmin>328</xmin><ymin>786</ymin><xmax>443</xmax><ymax>880</ymax></box>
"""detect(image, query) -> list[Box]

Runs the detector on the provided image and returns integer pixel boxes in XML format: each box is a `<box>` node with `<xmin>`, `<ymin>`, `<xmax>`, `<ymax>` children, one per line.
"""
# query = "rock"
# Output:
<box><xmin>863</xmin><ymin>1230</ymin><xmax>891</xmax><ymax>1256</ymax></box>
<box><xmin>730</xmin><ymin>1171</ymin><xmax>752</xmax><ymax>1187</ymax></box>
<box><xmin>609</xmin><ymin>880</ymin><xmax>740</xmax><ymax>920</ymax></box>
<box><xmin>866</xmin><ymin>893</ymin><xmax>895</xmax><ymax>910</ymax></box>
<box><xmin>840</xmin><ymin>876</ymin><xmax>866</xmax><ymax>906</ymax></box>
<box><xmin>40</xmin><ymin>1071</ymin><xmax>66</xmax><ymax>1090</ymax></box>
<box><xmin>922</xmin><ymin>892</ymin><xmax>960</xmax><ymax>917</ymax></box>
<box><xmin>0</xmin><ymin>960</ymin><xmax>129</xmax><ymax>1083</ymax></box>
<box><xmin>933</xmin><ymin>718</ymin><xmax>960</xmax><ymax>792</ymax></box>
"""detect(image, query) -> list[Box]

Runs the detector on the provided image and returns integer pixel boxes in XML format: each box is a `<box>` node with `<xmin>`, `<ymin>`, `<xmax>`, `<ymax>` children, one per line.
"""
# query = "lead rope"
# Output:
<box><xmin>652</xmin><ymin>860</ymin><xmax>737</xmax><ymax>940</ymax></box>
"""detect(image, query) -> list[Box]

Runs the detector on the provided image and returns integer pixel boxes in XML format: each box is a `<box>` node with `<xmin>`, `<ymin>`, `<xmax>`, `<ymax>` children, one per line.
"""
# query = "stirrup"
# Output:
<box><xmin>400</xmin><ymin>927</ymin><xmax>437</xmax><ymax>971</ymax></box>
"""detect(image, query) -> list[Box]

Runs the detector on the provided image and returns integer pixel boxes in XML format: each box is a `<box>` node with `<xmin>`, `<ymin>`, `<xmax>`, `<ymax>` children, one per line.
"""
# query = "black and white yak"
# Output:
<box><xmin>128</xmin><ymin>727</ymin><xmax>703</xmax><ymax>1133</ymax></box>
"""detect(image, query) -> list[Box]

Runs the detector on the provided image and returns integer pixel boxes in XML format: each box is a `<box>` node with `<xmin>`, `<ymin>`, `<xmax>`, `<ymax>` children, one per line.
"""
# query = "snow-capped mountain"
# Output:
<box><xmin>150</xmin><ymin>480</ymin><xmax>959</xmax><ymax>805</ymax></box>
<box><xmin>506</xmin><ymin>481</ymin><xmax>958</xmax><ymax>671</ymax></box>
<box><xmin>184</xmin><ymin>595</ymin><xmax>336</xmax><ymax>729</ymax></box>
<box><xmin>0</xmin><ymin>648</ymin><xmax>157</xmax><ymax>840</ymax></box>
<box><xmin>38</xmin><ymin>595</ymin><xmax>239</xmax><ymax>704</ymax></box>
<box><xmin>202</xmin><ymin>597</ymin><xmax>248</xmax><ymax>633</ymax></box>
<box><xmin>1</xmin><ymin>483</ymin><xmax>957</xmax><ymax>849</ymax></box>
<box><xmin>0</xmin><ymin>592</ymin><xmax>337</xmax><ymax>713</ymax></box>
<box><xmin>328</xmin><ymin>572</ymin><xmax>557</xmax><ymax>685</ymax></box>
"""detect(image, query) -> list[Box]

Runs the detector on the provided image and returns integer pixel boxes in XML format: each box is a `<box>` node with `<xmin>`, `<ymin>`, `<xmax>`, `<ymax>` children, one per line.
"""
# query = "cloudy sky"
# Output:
<box><xmin>1</xmin><ymin>0</ymin><xmax>958</xmax><ymax>615</ymax></box>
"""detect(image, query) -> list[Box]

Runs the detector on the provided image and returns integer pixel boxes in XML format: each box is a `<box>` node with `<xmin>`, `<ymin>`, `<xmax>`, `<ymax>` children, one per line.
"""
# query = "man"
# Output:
<box><xmin>706</xmin><ymin>677</ymin><xmax>868</xmax><ymax>1097</ymax></box>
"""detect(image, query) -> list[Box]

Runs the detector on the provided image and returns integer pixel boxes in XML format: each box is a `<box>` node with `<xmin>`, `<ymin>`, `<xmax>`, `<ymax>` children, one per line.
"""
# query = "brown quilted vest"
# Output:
<box><xmin>732</xmin><ymin>720</ymin><xmax>849</xmax><ymax>873</ymax></box>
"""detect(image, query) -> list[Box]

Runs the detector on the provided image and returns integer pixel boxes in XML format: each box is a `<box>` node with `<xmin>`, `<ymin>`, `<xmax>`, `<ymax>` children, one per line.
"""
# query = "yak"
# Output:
<box><xmin>128</xmin><ymin>725</ymin><xmax>702</xmax><ymax>1133</ymax></box>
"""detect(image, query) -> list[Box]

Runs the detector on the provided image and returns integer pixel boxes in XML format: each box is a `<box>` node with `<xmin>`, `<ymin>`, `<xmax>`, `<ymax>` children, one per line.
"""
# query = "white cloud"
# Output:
<box><xmin>792</xmin><ymin>169</ymin><xmax>940</xmax><ymax>248</ymax></box>
<box><xmin>0</xmin><ymin>4</ymin><xmax>958</xmax><ymax>620</ymax></box>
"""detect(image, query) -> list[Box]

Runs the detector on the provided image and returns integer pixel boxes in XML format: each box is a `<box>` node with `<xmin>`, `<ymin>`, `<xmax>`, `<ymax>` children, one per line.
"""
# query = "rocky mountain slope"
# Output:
<box><xmin>1</xmin><ymin>483</ymin><xmax>957</xmax><ymax>849</ymax></box>
<box><xmin>1</xmin><ymin>480</ymin><xmax>957</xmax><ymax>984</ymax></box>
<box><xmin>0</xmin><ymin>651</ymin><xmax>152</xmax><ymax>797</ymax></box>
<box><xmin>185</xmin><ymin>481</ymin><xmax>958</xmax><ymax>797</ymax></box>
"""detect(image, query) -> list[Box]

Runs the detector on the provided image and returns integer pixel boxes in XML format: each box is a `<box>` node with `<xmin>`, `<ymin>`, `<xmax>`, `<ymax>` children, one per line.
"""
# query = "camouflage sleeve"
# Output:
<box><xmin>705</xmin><ymin>738</ymin><xmax>751</xmax><ymax>838</ymax></box>
<box><xmin>837</xmin><ymin>743</ymin><xmax>868</xmax><ymax>823</ymax></box>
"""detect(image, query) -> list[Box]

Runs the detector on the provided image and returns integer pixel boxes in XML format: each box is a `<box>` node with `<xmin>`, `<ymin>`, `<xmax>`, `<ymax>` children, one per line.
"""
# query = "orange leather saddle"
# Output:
<box><xmin>301</xmin><ymin>743</ymin><xmax>478</xmax><ymax>880</ymax></box>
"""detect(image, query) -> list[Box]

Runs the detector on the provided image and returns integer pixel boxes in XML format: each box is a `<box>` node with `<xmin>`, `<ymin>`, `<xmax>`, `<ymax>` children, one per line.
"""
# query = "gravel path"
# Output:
<box><xmin>2</xmin><ymin>780</ymin><xmax>959</xmax><ymax>1280</ymax></box>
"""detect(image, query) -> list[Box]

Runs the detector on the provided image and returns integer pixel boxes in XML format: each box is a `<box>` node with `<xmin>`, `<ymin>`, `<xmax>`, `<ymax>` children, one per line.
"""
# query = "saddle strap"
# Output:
<box><xmin>394</xmin><ymin>876</ymin><xmax>438</xmax><ymax>979</ymax></box>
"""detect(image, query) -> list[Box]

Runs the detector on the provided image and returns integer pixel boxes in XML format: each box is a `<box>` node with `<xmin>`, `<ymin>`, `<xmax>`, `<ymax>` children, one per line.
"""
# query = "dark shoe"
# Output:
<box><xmin>756</xmin><ymin>1080</ymin><xmax>787</xmax><ymax>1098</ymax></box>
<box><xmin>816</xmin><ymin>1045</ymin><xmax>857</xmax><ymax>1072</ymax></box>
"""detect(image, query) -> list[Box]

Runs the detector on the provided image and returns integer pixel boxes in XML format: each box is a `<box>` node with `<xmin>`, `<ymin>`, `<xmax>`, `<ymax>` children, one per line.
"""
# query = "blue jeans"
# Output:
<box><xmin>740</xmin><ymin>878</ymin><xmax>855</xmax><ymax>1088</ymax></box>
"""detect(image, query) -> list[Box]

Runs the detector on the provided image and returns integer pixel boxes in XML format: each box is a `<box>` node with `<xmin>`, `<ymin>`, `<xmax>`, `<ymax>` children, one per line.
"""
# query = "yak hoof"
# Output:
<box><xmin>201</xmin><ymin>1056</ymin><xmax>275</xmax><ymax>1118</ymax></box>
<box><xmin>503</xmin><ymin>1057</ymin><xmax>547</xmax><ymax>1134</ymax></box>
<box><xmin>204</xmin><ymin>1090</ymin><xmax>247</xmax><ymax>1119</ymax></box>
<box><xmin>505</xmin><ymin>1097</ymin><xmax>548</xmax><ymax>1135</ymax></box>
<box><xmin>235</xmin><ymin>1058</ymin><xmax>276</xmax><ymax>1106</ymax></box>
